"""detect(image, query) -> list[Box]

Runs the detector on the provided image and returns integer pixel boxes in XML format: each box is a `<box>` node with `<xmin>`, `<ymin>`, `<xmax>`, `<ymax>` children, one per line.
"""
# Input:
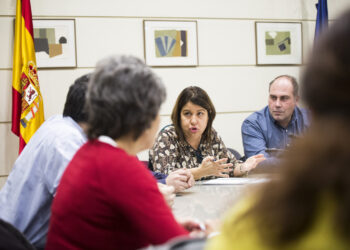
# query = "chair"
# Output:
<box><xmin>227</xmin><ymin>147</ymin><xmax>244</xmax><ymax>161</ymax></box>
<box><xmin>141</xmin><ymin>160</ymin><xmax>154</xmax><ymax>171</ymax></box>
<box><xmin>0</xmin><ymin>219</ymin><xmax>36</xmax><ymax>250</ymax></box>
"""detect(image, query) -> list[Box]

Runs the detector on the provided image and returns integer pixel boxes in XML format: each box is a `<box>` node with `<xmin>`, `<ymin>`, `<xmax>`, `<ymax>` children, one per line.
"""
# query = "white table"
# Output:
<box><xmin>172</xmin><ymin>176</ymin><xmax>270</xmax><ymax>221</ymax></box>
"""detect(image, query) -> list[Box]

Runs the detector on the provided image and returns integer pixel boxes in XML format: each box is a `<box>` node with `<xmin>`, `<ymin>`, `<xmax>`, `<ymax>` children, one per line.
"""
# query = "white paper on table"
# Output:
<box><xmin>200</xmin><ymin>177</ymin><xmax>269</xmax><ymax>185</ymax></box>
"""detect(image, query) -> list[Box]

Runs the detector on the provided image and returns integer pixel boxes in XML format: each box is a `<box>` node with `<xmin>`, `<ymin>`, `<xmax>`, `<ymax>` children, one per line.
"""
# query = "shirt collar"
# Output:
<box><xmin>180</xmin><ymin>138</ymin><xmax>208</xmax><ymax>153</ymax></box>
<box><xmin>97</xmin><ymin>135</ymin><xmax>117</xmax><ymax>148</ymax></box>
<box><xmin>290</xmin><ymin>109</ymin><xmax>298</xmax><ymax>123</ymax></box>
<box><xmin>268</xmin><ymin>107</ymin><xmax>297</xmax><ymax>128</ymax></box>
<box><xmin>64</xmin><ymin>116</ymin><xmax>87</xmax><ymax>140</ymax></box>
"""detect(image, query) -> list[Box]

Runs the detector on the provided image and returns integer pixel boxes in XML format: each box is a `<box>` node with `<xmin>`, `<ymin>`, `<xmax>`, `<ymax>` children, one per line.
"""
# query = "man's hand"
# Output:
<box><xmin>244</xmin><ymin>154</ymin><xmax>266</xmax><ymax>172</ymax></box>
<box><xmin>233</xmin><ymin>154</ymin><xmax>265</xmax><ymax>176</ymax></box>
<box><xmin>157</xmin><ymin>183</ymin><xmax>175</xmax><ymax>207</ymax></box>
<box><xmin>166</xmin><ymin>169</ymin><xmax>194</xmax><ymax>193</ymax></box>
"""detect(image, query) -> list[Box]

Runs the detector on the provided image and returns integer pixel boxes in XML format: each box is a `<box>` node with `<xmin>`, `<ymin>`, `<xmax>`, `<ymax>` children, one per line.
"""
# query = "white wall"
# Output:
<box><xmin>1</xmin><ymin>0</ymin><xmax>350</xmax><ymax>186</ymax></box>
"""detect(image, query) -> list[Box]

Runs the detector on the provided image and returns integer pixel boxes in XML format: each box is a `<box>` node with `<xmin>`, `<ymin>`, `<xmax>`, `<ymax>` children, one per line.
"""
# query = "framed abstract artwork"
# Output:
<box><xmin>255</xmin><ymin>22</ymin><xmax>302</xmax><ymax>65</ymax></box>
<box><xmin>143</xmin><ymin>20</ymin><xmax>198</xmax><ymax>66</ymax></box>
<box><xmin>33</xmin><ymin>19</ymin><xmax>77</xmax><ymax>68</ymax></box>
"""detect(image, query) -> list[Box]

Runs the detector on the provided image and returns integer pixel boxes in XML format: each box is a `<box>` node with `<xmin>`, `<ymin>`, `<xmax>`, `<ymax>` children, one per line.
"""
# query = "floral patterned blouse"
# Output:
<box><xmin>149</xmin><ymin>125</ymin><xmax>241</xmax><ymax>177</ymax></box>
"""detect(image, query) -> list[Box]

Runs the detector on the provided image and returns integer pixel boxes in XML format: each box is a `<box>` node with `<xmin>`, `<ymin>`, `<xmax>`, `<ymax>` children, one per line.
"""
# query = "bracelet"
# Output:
<box><xmin>239</xmin><ymin>163</ymin><xmax>249</xmax><ymax>177</ymax></box>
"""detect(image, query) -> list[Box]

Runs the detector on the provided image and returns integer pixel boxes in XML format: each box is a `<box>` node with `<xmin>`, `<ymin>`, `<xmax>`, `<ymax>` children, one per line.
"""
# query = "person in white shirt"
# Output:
<box><xmin>0</xmin><ymin>74</ymin><xmax>90</xmax><ymax>249</ymax></box>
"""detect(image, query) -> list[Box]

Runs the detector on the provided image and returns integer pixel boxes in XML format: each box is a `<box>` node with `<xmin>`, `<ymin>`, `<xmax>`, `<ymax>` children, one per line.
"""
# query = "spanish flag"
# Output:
<box><xmin>12</xmin><ymin>0</ymin><xmax>44</xmax><ymax>153</ymax></box>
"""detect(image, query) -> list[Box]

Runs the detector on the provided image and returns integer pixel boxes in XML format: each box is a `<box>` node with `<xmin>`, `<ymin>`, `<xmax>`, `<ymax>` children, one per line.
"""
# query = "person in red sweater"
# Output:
<box><xmin>46</xmin><ymin>55</ymin><xmax>204</xmax><ymax>250</ymax></box>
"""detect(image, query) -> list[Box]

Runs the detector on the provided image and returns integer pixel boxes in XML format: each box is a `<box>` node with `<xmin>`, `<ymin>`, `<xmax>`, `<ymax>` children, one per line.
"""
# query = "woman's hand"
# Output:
<box><xmin>166</xmin><ymin>169</ymin><xmax>194</xmax><ymax>193</ymax></box>
<box><xmin>157</xmin><ymin>183</ymin><xmax>175</xmax><ymax>207</ymax></box>
<box><xmin>177</xmin><ymin>218</ymin><xmax>221</xmax><ymax>238</ymax></box>
<box><xmin>191</xmin><ymin>156</ymin><xmax>233</xmax><ymax>180</ymax></box>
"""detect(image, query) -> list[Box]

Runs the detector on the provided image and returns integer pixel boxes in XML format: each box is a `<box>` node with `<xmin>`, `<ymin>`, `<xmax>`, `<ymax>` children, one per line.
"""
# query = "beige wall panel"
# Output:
<box><xmin>0</xmin><ymin>0</ymin><xmax>16</xmax><ymax>15</ymax></box>
<box><xmin>154</xmin><ymin>66</ymin><xmax>300</xmax><ymax>114</ymax></box>
<box><xmin>1</xmin><ymin>2</ymin><xmax>349</xmax><ymax>70</ymax></box>
<box><xmin>38</xmin><ymin>69</ymin><xmax>93</xmax><ymax>118</ymax></box>
<box><xmin>0</xmin><ymin>123</ymin><xmax>18</xmax><ymax>175</ymax></box>
<box><xmin>158</xmin><ymin>115</ymin><xmax>172</xmax><ymax>133</ymax></box>
<box><xmin>0</xmin><ymin>17</ymin><xmax>14</xmax><ymax>69</ymax></box>
<box><xmin>136</xmin><ymin>150</ymin><xmax>150</xmax><ymax>162</ymax></box>
<box><xmin>0</xmin><ymin>18</ymin><xmax>311</xmax><ymax>69</ymax></box>
<box><xmin>198</xmin><ymin>19</ymin><xmax>319</xmax><ymax>67</ymax></box>
<box><xmin>0</xmin><ymin>70</ymin><xmax>12</xmax><ymax>122</ymax></box>
<box><xmin>76</xmin><ymin>18</ymin><xmax>144</xmax><ymax>68</ymax></box>
<box><xmin>29</xmin><ymin>0</ymin><xmax>350</xmax><ymax>20</ymax></box>
<box><xmin>0</xmin><ymin>177</ymin><xmax>7</xmax><ymax>189</ymax></box>
<box><xmin>137</xmin><ymin>115</ymin><xmax>172</xmax><ymax>161</ymax></box>
<box><xmin>300</xmin><ymin>0</ymin><xmax>350</xmax><ymax>20</ymax></box>
<box><xmin>198</xmin><ymin>20</ymin><xmax>255</xmax><ymax>65</ymax></box>
<box><xmin>2</xmin><ymin>0</ymin><xmax>349</xmax><ymax>20</ymax></box>
<box><xmin>0</xmin><ymin>0</ymin><xmax>312</xmax><ymax>19</ymax></box>
<box><xmin>302</xmin><ymin>21</ymin><xmax>316</xmax><ymax>63</ymax></box>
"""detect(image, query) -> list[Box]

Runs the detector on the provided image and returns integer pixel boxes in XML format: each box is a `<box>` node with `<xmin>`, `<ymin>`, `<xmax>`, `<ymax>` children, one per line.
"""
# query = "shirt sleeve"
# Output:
<box><xmin>149</xmin><ymin>129</ymin><xmax>180</xmax><ymax>175</ymax></box>
<box><xmin>151</xmin><ymin>171</ymin><xmax>167</xmax><ymax>184</ymax></box>
<box><xmin>241</xmin><ymin>119</ymin><xmax>268</xmax><ymax>158</ymax></box>
<box><xmin>241</xmin><ymin>119</ymin><xmax>282</xmax><ymax>172</ymax></box>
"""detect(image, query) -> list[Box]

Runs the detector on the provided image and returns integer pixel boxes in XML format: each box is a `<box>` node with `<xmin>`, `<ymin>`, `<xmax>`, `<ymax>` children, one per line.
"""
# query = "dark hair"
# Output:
<box><xmin>171</xmin><ymin>86</ymin><xmax>216</xmax><ymax>144</ymax></box>
<box><xmin>239</xmin><ymin>10</ymin><xmax>350</xmax><ymax>246</ymax></box>
<box><xmin>63</xmin><ymin>74</ymin><xmax>90</xmax><ymax>123</ymax></box>
<box><xmin>86</xmin><ymin>55</ymin><xmax>166</xmax><ymax>141</ymax></box>
<box><xmin>269</xmin><ymin>75</ymin><xmax>299</xmax><ymax>97</ymax></box>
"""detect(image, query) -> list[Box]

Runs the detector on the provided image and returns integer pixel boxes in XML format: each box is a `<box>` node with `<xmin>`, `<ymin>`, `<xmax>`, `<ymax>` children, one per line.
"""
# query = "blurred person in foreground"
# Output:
<box><xmin>207</xmin><ymin>9</ymin><xmax>350</xmax><ymax>249</ymax></box>
<box><xmin>149</xmin><ymin>86</ymin><xmax>265</xmax><ymax>180</ymax></box>
<box><xmin>46</xmin><ymin>55</ymin><xmax>206</xmax><ymax>250</ymax></box>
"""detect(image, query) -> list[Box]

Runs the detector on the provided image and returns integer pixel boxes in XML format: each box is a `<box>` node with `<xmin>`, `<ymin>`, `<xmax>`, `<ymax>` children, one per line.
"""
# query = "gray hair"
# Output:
<box><xmin>86</xmin><ymin>55</ymin><xmax>166</xmax><ymax>141</ymax></box>
<box><xmin>269</xmin><ymin>75</ymin><xmax>299</xmax><ymax>97</ymax></box>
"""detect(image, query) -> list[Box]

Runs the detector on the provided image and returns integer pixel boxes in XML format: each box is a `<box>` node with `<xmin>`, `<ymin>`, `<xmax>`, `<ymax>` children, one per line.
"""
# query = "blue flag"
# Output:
<box><xmin>314</xmin><ymin>0</ymin><xmax>328</xmax><ymax>42</ymax></box>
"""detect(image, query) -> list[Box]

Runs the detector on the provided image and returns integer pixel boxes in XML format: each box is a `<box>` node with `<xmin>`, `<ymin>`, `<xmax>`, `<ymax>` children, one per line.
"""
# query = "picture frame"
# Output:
<box><xmin>255</xmin><ymin>22</ymin><xmax>302</xmax><ymax>65</ymax></box>
<box><xmin>143</xmin><ymin>20</ymin><xmax>198</xmax><ymax>67</ymax></box>
<box><xmin>33</xmin><ymin>19</ymin><xmax>77</xmax><ymax>68</ymax></box>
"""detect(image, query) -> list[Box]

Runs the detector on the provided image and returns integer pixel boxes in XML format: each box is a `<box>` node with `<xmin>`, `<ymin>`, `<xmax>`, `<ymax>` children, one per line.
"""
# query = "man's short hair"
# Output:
<box><xmin>63</xmin><ymin>74</ymin><xmax>90</xmax><ymax>123</ymax></box>
<box><xmin>269</xmin><ymin>75</ymin><xmax>299</xmax><ymax>97</ymax></box>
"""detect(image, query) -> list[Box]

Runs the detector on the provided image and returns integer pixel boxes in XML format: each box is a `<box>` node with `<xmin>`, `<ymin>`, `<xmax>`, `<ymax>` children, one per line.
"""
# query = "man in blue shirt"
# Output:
<box><xmin>241</xmin><ymin>75</ymin><xmax>309</xmax><ymax>162</ymax></box>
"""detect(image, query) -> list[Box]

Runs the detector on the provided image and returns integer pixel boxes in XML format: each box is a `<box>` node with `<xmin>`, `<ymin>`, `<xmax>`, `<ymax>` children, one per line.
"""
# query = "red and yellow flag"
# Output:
<box><xmin>12</xmin><ymin>0</ymin><xmax>44</xmax><ymax>153</ymax></box>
